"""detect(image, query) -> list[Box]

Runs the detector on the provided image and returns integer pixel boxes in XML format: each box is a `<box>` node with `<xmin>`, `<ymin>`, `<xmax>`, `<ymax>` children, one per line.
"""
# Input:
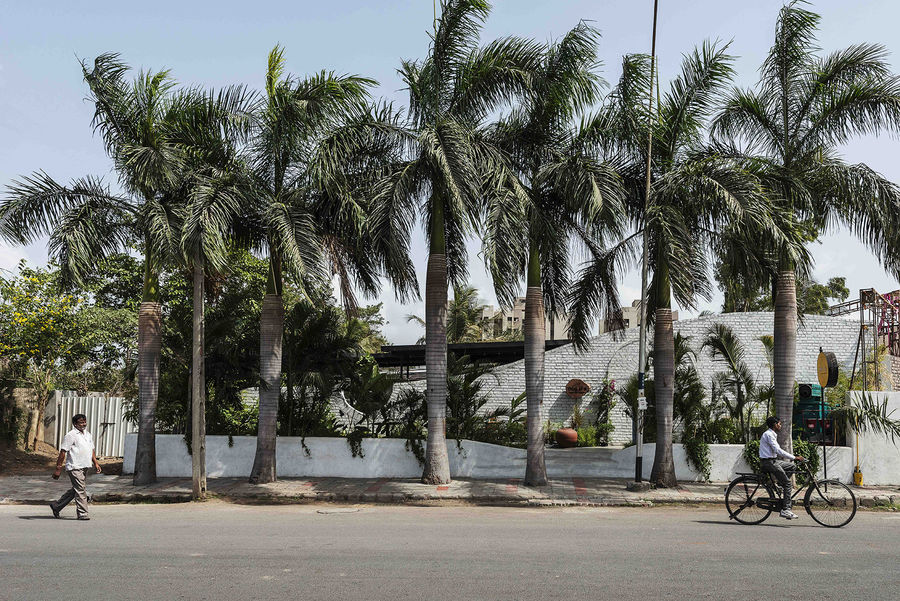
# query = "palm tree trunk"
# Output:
<box><xmin>422</xmin><ymin>201</ymin><xmax>451</xmax><ymax>484</ymax></box>
<box><xmin>650</xmin><ymin>306</ymin><xmax>677</xmax><ymax>487</ymax></box>
<box><xmin>250</xmin><ymin>293</ymin><xmax>284</xmax><ymax>483</ymax></box>
<box><xmin>773</xmin><ymin>270</ymin><xmax>797</xmax><ymax>452</ymax></box>
<box><xmin>191</xmin><ymin>245</ymin><xmax>207</xmax><ymax>499</ymax></box>
<box><xmin>523</xmin><ymin>243</ymin><xmax>547</xmax><ymax>486</ymax></box>
<box><xmin>134</xmin><ymin>301</ymin><xmax>161</xmax><ymax>485</ymax></box>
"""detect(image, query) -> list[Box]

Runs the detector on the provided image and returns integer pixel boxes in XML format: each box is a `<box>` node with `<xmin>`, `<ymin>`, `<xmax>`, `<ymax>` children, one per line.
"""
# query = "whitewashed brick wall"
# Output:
<box><xmin>471</xmin><ymin>312</ymin><xmax>862</xmax><ymax>444</ymax></box>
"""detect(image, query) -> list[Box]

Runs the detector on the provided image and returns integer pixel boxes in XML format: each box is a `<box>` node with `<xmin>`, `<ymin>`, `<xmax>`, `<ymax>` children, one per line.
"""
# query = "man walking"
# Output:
<box><xmin>759</xmin><ymin>416</ymin><xmax>805</xmax><ymax>520</ymax></box>
<box><xmin>50</xmin><ymin>414</ymin><xmax>101</xmax><ymax>520</ymax></box>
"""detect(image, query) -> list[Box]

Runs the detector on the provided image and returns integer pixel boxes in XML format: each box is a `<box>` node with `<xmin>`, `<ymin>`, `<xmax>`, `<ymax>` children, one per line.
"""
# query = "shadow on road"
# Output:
<box><xmin>18</xmin><ymin>515</ymin><xmax>63</xmax><ymax>520</ymax></box>
<box><xmin>693</xmin><ymin>519</ymin><xmax>819</xmax><ymax>528</ymax></box>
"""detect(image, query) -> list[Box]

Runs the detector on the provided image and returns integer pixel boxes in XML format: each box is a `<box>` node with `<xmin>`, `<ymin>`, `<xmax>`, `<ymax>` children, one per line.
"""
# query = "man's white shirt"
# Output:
<box><xmin>759</xmin><ymin>428</ymin><xmax>794</xmax><ymax>460</ymax></box>
<box><xmin>60</xmin><ymin>428</ymin><xmax>94</xmax><ymax>470</ymax></box>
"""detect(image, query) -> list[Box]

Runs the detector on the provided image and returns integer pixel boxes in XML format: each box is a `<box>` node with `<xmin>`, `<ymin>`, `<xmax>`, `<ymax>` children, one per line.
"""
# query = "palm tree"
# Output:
<box><xmin>368</xmin><ymin>0</ymin><xmax>540</xmax><ymax>484</ymax></box>
<box><xmin>701</xmin><ymin>323</ymin><xmax>773</xmax><ymax>443</ymax></box>
<box><xmin>174</xmin><ymin>85</ymin><xmax>255</xmax><ymax>498</ymax></box>
<box><xmin>710</xmin><ymin>1</ymin><xmax>900</xmax><ymax>452</ymax></box>
<box><xmin>570</xmin><ymin>45</ymin><xmax>782</xmax><ymax>487</ymax></box>
<box><xmin>0</xmin><ymin>55</ymin><xmax>185</xmax><ymax>485</ymax></box>
<box><xmin>246</xmin><ymin>47</ymin><xmax>393</xmax><ymax>484</ymax></box>
<box><xmin>406</xmin><ymin>284</ymin><xmax>489</xmax><ymax>344</ymax></box>
<box><xmin>482</xmin><ymin>22</ymin><xmax>624</xmax><ymax>486</ymax></box>
<box><xmin>447</xmin><ymin>285</ymin><xmax>489</xmax><ymax>342</ymax></box>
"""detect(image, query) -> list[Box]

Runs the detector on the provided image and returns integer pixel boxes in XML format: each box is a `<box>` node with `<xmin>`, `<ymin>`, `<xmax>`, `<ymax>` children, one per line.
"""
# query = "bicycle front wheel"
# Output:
<box><xmin>726</xmin><ymin>476</ymin><xmax>773</xmax><ymax>525</ymax></box>
<box><xmin>804</xmin><ymin>480</ymin><xmax>857</xmax><ymax>528</ymax></box>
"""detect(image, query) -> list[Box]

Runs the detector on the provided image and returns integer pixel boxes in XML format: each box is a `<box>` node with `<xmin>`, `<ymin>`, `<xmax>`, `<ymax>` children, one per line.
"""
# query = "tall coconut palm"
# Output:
<box><xmin>482</xmin><ymin>22</ymin><xmax>624</xmax><ymax>486</ymax></box>
<box><xmin>246</xmin><ymin>47</ymin><xmax>393</xmax><ymax>484</ymax></box>
<box><xmin>174</xmin><ymin>85</ymin><xmax>255</xmax><ymax>498</ymax></box>
<box><xmin>570</xmin><ymin>45</ymin><xmax>783</xmax><ymax>487</ymax></box>
<box><xmin>367</xmin><ymin>0</ymin><xmax>540</xmax><ymax>484</ymax></box>
<box><xmin>710</xmin><ymin>1</ymin><xmax>900</xmax><ymax>452</ymax></box>
<box><xmin>0</xmin><ymin>54</ymin><xmax>184</xmax><ymax>485</ymax></box>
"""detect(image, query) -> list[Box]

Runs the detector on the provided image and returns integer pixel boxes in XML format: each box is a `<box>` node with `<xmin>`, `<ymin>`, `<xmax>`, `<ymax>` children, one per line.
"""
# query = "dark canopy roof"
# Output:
<box><xmin>373</xmin><ymin>340</ymin><xmax>572</xmax><ymax>368</ymax></box>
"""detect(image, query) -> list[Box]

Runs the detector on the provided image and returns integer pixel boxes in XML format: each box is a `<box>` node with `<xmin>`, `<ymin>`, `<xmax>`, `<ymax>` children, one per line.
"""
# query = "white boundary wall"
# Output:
<box><xmin>124</xmin><ymin>434</ymin><xmax>858</xmax><ymax>483</ymax></box>
<box><xmin>848</xmin><ymin>391</ymin><xmax>900</xmax><ymax>485</ymax></box>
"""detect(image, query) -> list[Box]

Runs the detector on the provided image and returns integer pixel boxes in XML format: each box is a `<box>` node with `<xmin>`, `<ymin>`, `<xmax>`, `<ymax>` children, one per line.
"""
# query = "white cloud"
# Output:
<box><xmin>0</xmin><ymin>240</ymin><xmax>47</xmax><ymax>275</ymax></box>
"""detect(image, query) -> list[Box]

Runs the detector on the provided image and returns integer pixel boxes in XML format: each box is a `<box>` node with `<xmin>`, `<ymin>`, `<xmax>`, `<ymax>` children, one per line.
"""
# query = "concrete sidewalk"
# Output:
<box><xmin>2</xmin><ymin>474</ymin><xmax>899</xmax><ymax>508</ymax></box>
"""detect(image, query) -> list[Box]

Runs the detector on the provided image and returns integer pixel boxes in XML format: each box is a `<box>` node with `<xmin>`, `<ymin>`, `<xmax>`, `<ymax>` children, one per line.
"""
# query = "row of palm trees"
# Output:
<box><xmin>2</xmin><ymin>1</ymin><xmax>900</xmax><ymax>489</ymax></box>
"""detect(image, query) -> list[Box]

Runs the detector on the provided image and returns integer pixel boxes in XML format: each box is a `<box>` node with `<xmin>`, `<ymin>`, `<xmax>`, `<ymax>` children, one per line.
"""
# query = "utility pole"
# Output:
<box><xmin>631</xmin><ymin>0</ymin><xmax>659</xmax><ymax>489</ymax></box>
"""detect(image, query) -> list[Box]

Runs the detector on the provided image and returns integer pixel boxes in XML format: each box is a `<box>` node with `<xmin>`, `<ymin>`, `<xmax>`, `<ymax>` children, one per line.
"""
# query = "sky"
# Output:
<box><xmin>2</xmin><ymin>0</ymin><xmax>899</xmax><ymax>344</ymax></box>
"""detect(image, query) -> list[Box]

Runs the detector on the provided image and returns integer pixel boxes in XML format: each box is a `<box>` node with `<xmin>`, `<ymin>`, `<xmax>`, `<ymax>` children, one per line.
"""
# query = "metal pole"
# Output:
<box><xmin>861</xmin><ymin>293</ymin><xmax>867</xmax><ymax>394</ymax></box>
<box><xmin>873</xmin><ymin>300</ymin><xmax>879</xmax><ymax>387</ymax></box>
<box><xmin>635</xmin><ymin>0</ymin><xmax>660</xmax><ymax>483</ymax></box>
<box><xmin>820</xmin><ymin>394</ymin><xmax>826</xmax><ymax>481</ymax></box>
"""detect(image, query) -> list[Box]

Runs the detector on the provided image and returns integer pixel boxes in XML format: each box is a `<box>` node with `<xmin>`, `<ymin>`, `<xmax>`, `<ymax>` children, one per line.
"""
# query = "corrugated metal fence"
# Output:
<box><xmin>45</xmin><ymin>392</ymin><xmax>136</xmax><ymax>457</ymax></box>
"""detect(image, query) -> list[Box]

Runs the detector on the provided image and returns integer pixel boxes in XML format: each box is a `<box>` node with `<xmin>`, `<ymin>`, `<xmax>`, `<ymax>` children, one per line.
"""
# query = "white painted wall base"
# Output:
<box><xmin>848</xmin><ymin>391</ymin><xmax>900</xmax><ymax>485</ymax></box>
<box><xmin>123</xmin><ymin>434</ymin><xmax>858</xmax><ymax>483</ymax></box>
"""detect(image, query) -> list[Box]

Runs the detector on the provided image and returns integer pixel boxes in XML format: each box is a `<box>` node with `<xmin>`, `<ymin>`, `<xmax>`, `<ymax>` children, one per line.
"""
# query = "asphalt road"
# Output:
<box><xmin>1</xmin><ymin>503</ymin><xmax>898</xmax><ymax>601</ymax></box>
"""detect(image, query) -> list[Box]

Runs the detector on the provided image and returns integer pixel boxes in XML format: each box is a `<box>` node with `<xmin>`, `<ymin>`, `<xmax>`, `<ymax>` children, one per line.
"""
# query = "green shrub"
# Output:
<box><xmin>576</xmin><ymin>426</ymin><xmax>597</xmax><ymax>447</ymax></box>
<box><xmin>683</xmin><ymin>437</ymin><xmax>711</xmax><ymax>481</ymax></box>
<box><xmin>595</xmin><ymin>422</ymin><xmax>614</xmax><ymax>445</ymax></box>
<box><xmin>708</xmin><ymin>417</ymin><xmax>741</xmax><ymax>444</ymax></box>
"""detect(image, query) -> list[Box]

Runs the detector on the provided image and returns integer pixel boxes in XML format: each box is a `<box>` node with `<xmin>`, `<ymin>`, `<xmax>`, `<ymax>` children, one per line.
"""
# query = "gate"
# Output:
<box><xmin>45</xmin><ymin>392</ymin><xmax>136</xmax><ymax>457</ymax></box>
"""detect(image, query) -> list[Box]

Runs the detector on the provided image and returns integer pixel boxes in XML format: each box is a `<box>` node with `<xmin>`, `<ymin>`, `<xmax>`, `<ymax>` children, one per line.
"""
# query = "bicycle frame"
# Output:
<box><xmin>759</xmin><ymin>460</ymin><xmax>817</xmax><ymax>506</ymax></box>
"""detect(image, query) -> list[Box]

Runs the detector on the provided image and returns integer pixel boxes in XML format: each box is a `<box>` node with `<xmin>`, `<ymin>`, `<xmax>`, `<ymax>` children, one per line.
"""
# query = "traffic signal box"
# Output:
<box><xmin>795</xmin><ymin>383</ymin><xmax>834</xmax><ymax>444</ymax></box>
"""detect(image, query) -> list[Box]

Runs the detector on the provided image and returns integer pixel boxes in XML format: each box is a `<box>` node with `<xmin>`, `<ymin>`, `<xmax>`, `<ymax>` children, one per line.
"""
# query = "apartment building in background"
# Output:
<box><xmin>481</xmin><ymin>297</ymin><xmax>572</xmax><ymax>340</ymax></box>
<box><xmin>598</xmin><ymin>299</ymin><xmax>678</xmax><ymax>334</ymax></box>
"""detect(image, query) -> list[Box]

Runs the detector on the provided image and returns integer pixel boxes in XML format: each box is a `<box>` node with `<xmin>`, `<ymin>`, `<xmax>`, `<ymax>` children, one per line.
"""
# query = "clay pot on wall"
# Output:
<box><xmin>556</xmin><ymin>428</ymin><xmax>578</xmax><ymax>448</ymax></box>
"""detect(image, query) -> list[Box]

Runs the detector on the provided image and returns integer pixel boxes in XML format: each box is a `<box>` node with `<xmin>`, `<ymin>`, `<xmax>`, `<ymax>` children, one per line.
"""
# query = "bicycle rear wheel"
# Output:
<box><xmin>804</xmin><ymin>480</ymin><xmax>857</xmax><ymax>528</ymax></box>
<box><xmin>726</xmin><ymin>476</ymin><xmax>773</xmax><ymax>524</ymax></box>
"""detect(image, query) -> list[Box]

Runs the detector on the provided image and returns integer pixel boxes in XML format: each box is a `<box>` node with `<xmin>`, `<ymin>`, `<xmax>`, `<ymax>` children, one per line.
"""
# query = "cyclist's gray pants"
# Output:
<box><xmin>761</xmin><ymin>458</ymin><xmax>796</xmax><ymax>510</ymax></box>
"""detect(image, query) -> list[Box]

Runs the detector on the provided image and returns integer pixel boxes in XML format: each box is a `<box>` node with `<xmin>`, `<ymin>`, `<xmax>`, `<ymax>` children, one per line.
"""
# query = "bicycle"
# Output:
<box><xmin>724</xmin><ymin>459</ymin><xmax>857</xmax><ymax>527</ymax></box>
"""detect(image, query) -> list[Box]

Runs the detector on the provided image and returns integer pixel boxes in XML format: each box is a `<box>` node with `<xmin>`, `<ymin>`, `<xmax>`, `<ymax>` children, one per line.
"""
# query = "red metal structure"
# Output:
<box><xmin>826</xmin><ymin>288</ymin><xmax>900</xmax><ymax>357</ymax></box>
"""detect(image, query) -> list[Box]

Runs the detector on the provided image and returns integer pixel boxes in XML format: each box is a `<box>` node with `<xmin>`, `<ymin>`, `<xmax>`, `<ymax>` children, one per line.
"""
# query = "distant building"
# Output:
<box><xmin>481</xmin><ymin>296</ymin><xmax>572</xmax><ymax>340</ymax></box>
<box><xmin>598</xmin><ymin>299</ymin><xmax>678</xmax><ymax>334</ymax></box>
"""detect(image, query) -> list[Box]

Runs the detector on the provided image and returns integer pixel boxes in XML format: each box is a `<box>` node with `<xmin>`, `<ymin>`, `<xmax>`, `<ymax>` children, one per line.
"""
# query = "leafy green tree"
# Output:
<box><xmin>353</xmin><ymin>304</ymin><xmax>390</xmax><ymax>355</ymax></box>
<box><xmin>482</xmin><ymin>22</ymin><xmax>623</xmax><ymax>485</ymax></box>
<box><xmin>710</xmin><ymin>1</ymin><xmax>900</xmax><ymax>452</ymax></box>
<box><xmin>370</xmin><ymin>0</ymin><xmax>540</xmax><ymax>483</ymax></box>
<box><xmin>281</xmin><ymin>293</ymin><xmax>366</xmax><ymax>438</ymax></box>
<box><xmin>0</xmin><ymin>262</ymin><xmax>132</xmax><ymax>448</ymax></box>
<box><xmin>0</xmin><ymin>263</ymin><xmax>82</xmax><ymax>449</ymax></box>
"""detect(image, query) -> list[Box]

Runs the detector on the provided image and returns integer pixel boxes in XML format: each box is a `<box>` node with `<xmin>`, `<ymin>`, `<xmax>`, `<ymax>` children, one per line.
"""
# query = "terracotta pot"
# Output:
<box><xmin>556</xmin><ymin>428</ymin><xmax>578</xmax><ymax>448</ymax></box>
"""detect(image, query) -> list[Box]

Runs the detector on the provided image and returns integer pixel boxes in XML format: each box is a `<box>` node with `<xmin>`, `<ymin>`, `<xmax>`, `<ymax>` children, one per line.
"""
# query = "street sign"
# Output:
<box><xmin>817</xmin><ymin>350</ymin><xmax>838</xmax><ymax>388</ymax></box>
<box><xmin>637</xmin><ymin>396</ymin><xmax>647</xmax><ymax>411</ymax></box>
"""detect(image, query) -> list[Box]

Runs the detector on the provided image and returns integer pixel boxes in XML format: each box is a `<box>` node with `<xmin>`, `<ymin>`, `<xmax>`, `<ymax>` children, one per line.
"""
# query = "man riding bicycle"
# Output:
<box><xmin>759</xmin><ymin>416</ymin><xmax>805</xmax><ymax>519</ymax></box>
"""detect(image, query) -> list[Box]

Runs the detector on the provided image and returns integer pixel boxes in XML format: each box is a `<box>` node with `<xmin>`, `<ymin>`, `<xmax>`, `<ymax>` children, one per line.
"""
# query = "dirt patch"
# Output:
<box><xmin>0</xmin><ymin>441</ymin><xmax>123</xmax><ymax>476</ymax></box>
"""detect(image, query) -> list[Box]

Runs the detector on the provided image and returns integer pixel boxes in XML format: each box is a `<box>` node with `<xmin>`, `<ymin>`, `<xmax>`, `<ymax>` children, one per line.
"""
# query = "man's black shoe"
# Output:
<box><xmin>49</xmin><ymin>503</ymin><xmax>61</xmax><ymax>519</ymax></box>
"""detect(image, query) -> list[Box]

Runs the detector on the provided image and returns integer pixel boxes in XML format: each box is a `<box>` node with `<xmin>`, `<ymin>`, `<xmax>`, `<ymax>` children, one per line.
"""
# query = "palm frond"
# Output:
<box><xmin>450</xmin><ymin>35</ymin><xmax>542</xmax><ymax>124</ymax></box>
<box><xmin>831</xmin><ymin>392</ymin><xmax>900</xmax><ymax>441</ymax></box>
<box><xmin>1</xmin><ymin>172</ymin><xmax>129</xmax><ymax>245</ymax></box>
